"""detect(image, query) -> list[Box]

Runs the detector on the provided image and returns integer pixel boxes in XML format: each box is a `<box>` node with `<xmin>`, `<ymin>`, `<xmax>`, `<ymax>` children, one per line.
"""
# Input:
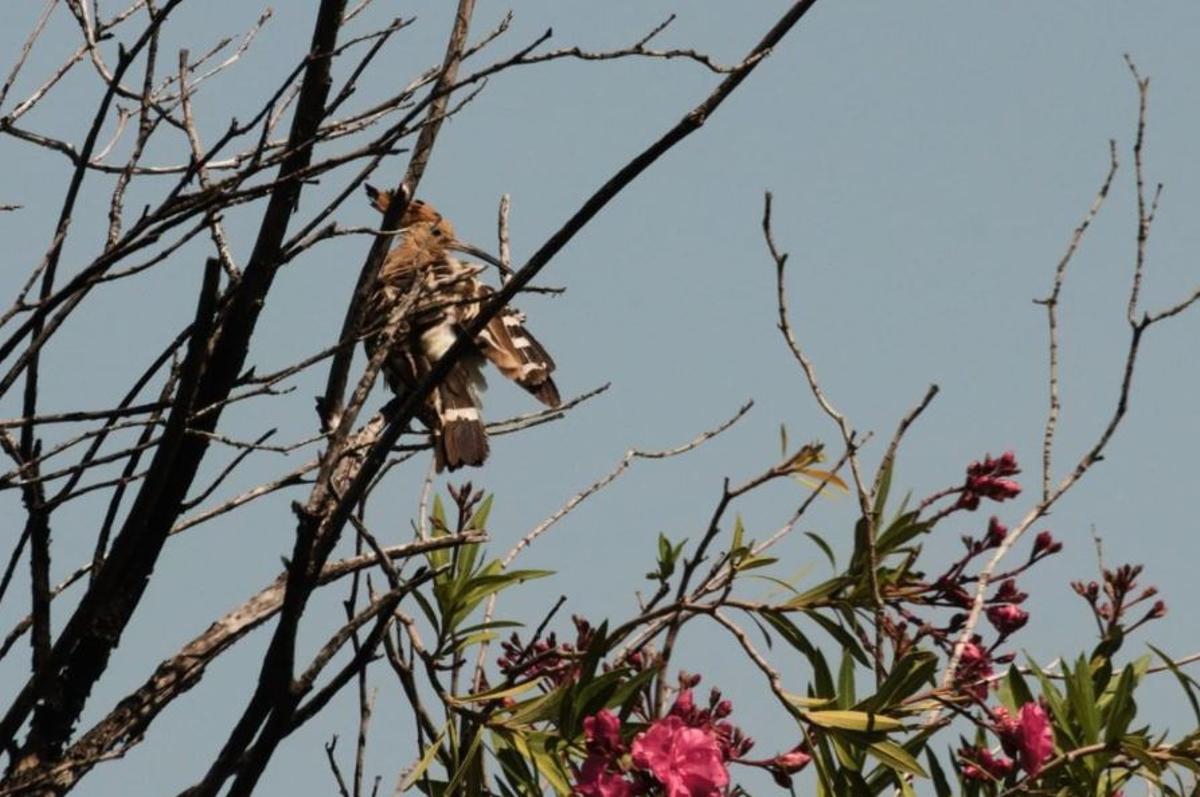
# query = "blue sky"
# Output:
<box><xmin>0</xmin><ymin>1</ymin><xmax>1198</xmax><ymax>794</ymax></box>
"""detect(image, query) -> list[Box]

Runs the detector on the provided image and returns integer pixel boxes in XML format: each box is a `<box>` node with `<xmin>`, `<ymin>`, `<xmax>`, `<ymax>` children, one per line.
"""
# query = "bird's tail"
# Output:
<box><xmin>426</xmin><ymin>338</ymin><xmax>489</xmax><ymax>472</ymax></box>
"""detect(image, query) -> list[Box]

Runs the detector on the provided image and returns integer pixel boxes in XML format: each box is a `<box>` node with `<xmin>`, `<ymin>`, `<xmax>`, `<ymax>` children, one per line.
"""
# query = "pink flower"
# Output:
<box><xmin>584</xmin><ymin>710</ymin><xmax>623</xmax><ymax>755</ymax></box>
<box><xmin>1015</xmin><ymin>703</ymin><xmax>1054</xmax><ymax>777</ymax></box>
<box><xmin>632</xmin><ymin>716</ymin><xmax>729</xmax><ymax>797</ymax></box>
<box><xmin>575</xmin><ymin>754</ymin><xmax>633</xmax><ymax>797</ymax></box>
<box><xmin>996</xmin><ymin>702</ymin><xmax>1054</xmax><ymax>777</ymax></box>
<box><xmin>987</xmin><ymin>603</ymin><xmax>1030</xmax><ymax>637</ymax></box>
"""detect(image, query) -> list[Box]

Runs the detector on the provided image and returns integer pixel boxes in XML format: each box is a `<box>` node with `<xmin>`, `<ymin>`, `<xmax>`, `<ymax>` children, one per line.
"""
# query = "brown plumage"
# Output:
<box><xmin>363</xmin><ymin>186</ymin><xmax>560</xmax><ymax>470</ymax></box>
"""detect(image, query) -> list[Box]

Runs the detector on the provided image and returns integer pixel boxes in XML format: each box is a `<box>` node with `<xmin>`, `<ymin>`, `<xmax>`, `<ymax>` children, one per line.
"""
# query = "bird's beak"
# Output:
<box><xmin>449</xmin><ymin>241</ymin><xmax>514</xmax><ymax>277</ymax></box>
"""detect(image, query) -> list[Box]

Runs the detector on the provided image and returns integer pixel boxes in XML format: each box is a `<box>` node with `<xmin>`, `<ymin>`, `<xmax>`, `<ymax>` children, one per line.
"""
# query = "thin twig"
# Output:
<box><xmin>1035</xmin><ymin>142</ymin><xmax>1119</xmax><ymax>500</ymax></box>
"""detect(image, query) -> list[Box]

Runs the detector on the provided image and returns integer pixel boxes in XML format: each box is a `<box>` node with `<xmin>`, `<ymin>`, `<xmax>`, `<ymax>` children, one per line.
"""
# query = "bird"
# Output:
<box><xmin>362</xmin><ymin>185</ymin><xmax>560</xmax><ymax>471</ymax></box>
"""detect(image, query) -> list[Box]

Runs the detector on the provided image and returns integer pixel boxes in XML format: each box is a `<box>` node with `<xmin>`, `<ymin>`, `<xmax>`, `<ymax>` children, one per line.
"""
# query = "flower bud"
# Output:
<box><xmin>994</xmin><ymin>579</ymin><xmax>1027</xmax><ymax>604</ymax></box>
<box><xmin>1032</xmin><ymin>530</ymin><xmax>1057</xmax><ymax>555</ymax></box>
<box><xmin>986</xmin><ymin>603</ymin><xmax>1029</xmax><ymax>637</ymax></box>
<box><xmin>987</xmin><ymin>517</ymin><xmax>1008</xmax><ymax>547</ymax></box>
<box><xmin>772</xmin><ymin>749</ymin><xmax>812</xmax><ymax>774</ymax></box>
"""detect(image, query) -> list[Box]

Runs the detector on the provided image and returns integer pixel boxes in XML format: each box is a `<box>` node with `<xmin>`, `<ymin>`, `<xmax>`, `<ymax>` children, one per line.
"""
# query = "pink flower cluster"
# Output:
<box><xmin>575</xmin><ymin>711</ymin><xmax>634</xmax><ymax>797</ymax></box>
<box><xmin>996</xmin><ymin>702</ymin><xmax>1055</xmax><ymax>778</ymax></box>
<box><xmin>573</xmin><ymin>691</ymin><xmax>739</xmax><ymax>797</ymax></box>
<box><xmin>956</xmin><ymin>451</ymin><xmax>1021</xmax><ymax>510</ymax></box>
<box><xmin>960</xmin><ymin>701</ymin><xmax>1054</xmax><ymax>783</ymax></box>
<box><xmin>574</xmin><ymin>687</ymin><xmax>746</xmax><ymax>797</ymax></box>
<box><xmin>632</xmin><ymin>715</ymin><xmax>728</xmax><ymax>797</ymax></box>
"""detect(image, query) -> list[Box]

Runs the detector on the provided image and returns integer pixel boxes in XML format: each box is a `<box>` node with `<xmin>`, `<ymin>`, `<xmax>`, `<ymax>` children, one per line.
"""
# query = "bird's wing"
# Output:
<box><xmin>470</xmin><ymin>284</ymin><xmax>560</xmax><ymax>408</ymax></box>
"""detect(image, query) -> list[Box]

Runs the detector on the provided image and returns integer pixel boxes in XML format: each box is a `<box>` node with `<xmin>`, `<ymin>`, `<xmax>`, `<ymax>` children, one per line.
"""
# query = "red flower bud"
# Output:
<box><xmin>986</xmin><ymin>603</ymin><xmax>1029</xmax><ymax>637</ymax></box>
<box><xmin>772</xmin><ymin>748</ymin><xmax>812</xmax><ymax>774</ymax></box>
<box><xmin>1032</xmin><ymin>530</ymin><xmax>1058</xmax><ymax>555</ymax></box>
<box><xmin>994</xmin><ymin>579</ymin><xmax>1027</xmax><ymax>604</ymax></box>
<box><xmin>987</xmin><ymin>517</ymin><xmax>1008</xmax><ymax>547</ymax></box>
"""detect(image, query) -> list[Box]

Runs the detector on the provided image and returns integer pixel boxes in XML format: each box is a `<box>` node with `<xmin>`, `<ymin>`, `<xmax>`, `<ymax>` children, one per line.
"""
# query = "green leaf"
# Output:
<box><xmin>431</xmin><ymin>495</ymin><xmax>448</xmax><ymax>535</ymax></box>
<box><xmin>1066</xmin><ymin>654</ymin><xmax>1101</xmax><ymax>744</ymax></box>
<box><xmin>652</xmin><ymin>533</ymin><xmax>687</xmax><ymax>580</ymax></box>
<box><xmin>782</xmin><ymin>692</ymin><xmax>835</xmax><ymax>709</ymax></box>
<box><xmin>872</xmin><ymin>458</ymin><xmax>893</xmax><ymax>519</ymax></box>
<box><xmin>838</xmin><ymin>650</ymin><xmax>857</xmax><ymax>709</ymax></box>
<box><xmin>863</xmin><ymin>727</ymin><xmax>935</xmax><ymax>794</ymax></box>
<box><xmin>398</xmin><ymin>724</ymin><xmax>447</xmax><ymax>792</ymax></box>
<box><xmin>1026</xmin><ymin>654</ymin><xmax>1077</xmax><ymax>747</ymax></box>
<box><xmin>452</xmin><ymin>630</ymin><xmax>499</xmax><ymax>651</ymax></box>
<box><xmin>1001</xmin><ymin>663</ymin><xmax>1035</xmax><ymax>711</ymax></box>
<box><xmin>875</xmin><ymin>511</ymin><xmax>932</xmax><ymax>556</ymax></box>
<box><xmin>734</xmin><ymin>555</ymin><xmax>777</xmax><ymax>573</ymax></box>
<box><xmin>455</xmin><ymin>537</ymin><xmax>482</xmax><ymax>581</ymax></box>
<box><xmin>1091</xmin><ymin>626</ymin><xmax>1126</xmax><ymax>664</ymax></box>
<box><xmin>731</xmin><ymin>515</ymin><xmax>745</xmax><ymax>555</ymax></box>
<box><xmin>808</xmin><ymin>609</ymin><xmax>870</xmax><ymax>667</ymax></box>
<box><xmin>1120</xmin><ymin>738</ymin><xmax>1163</xmax><ymax>776</ymax></box>
<box><xmin>453</xmin><ymin>620</ymin><xmax>523</xmax><ymax>637</ymax></box>
<box><xmin>449</xmin><ymin>569</ymin><xmax>553</xmax><ymax>630</ymax></box>
<box><xmin>1148</xmin><ymin>644</ymin><xmax>1200</xmax><ymax>727</ymax></box>
<box><xmin>761</xmin><ymin>610</ymin><xmax>835</xmax><ymax>699</ymax></box>
<box><xmin>925</xmin><ymin>748</ymin><xmax>953</xmax><ymax>797</ymax></box>
<box><xmin>812</xmin><ymin>733</ymin><xmax>840</xmax><ymax>795</ymax></box>
<box><xmin>411</xmin><ymin>587</ymin><xmax>442</xmax><ymax>639</ymax></box>
<box><xmin>803</xmin><ymin>709</ymin><xmax>903</xmax><ymax>733</ymax></box>
<box><xmin>491</xmin><ymin>736</ymin><xmax>541</xmax><ymax>797</ymax></box>
<box><xmin>568</xmin><ymin>668</ymin><xmax>631</xmax><ymax>732</ymax></box>
<box><xmin>805</xmin><ymin>531</ymin><xmax>837</xmax><ymax>569</ymax></box>
<box><xmin>862</xmin><ymin>650</ymin><xmax>937</xmax><ymax>713</ymax></box>
<box><xmin>657</xmin><ymin>532</ymin><xmax>672</xmax><ymax>564</ymax></box>
<box><xmin>501</xmin><ymin>688</ymin><xmax>566</xmax><ymax>729</ymax></box>
<box><xmin>577</xmin><ymin>620</ymin><xmax>610</xmax><ymax>683</ymax></box>
<box><xmin>784</xmin><ymin>576</ymin><xmax>850</xmax><ymax>608</ymax></box>
<box><xmin>606</xmin><ymin>666</ymin><xmax>657</xmax><ymax>713</ymax></box>
<box><xmin>504</xmin><ymin>732</ymin><xmax>572</xmax><ymax>796</ymax></box>
<box><xmin>834</xmin><ymin>765</ymin><xmax>873</xmax><ymax>797</ymax></box>
<box><xmin>449</xmin><ymin>679</ymin><xmax>542</xmax><ymax>705</ymax></box>
<box><xmin>442</xmin><ymin>731</ymin><xmax>484</xmax><ymax>797</ymax></box>
<box><xmin>780</xmin><ymin>423</ymin><xmax>789</xmax><ymax>458</ymax></box>
<box><xmin>468</xmin><ymin>494</ymin><xmax>494</xmax><ymax>530</ymax></box>
<box><xmin>1104</xmin><ymin>664</ymin><xmax>1137</xmax><ymax>745</ymax></box>
<box><xmin>867</xmin><ymin>739</ymin><xmax>928</xmax><ymax>779</ymax></box>
<box><xmin>828</xmin><ymin>728</ymin><xmax>863</xmax><ymax>770</ymax></box>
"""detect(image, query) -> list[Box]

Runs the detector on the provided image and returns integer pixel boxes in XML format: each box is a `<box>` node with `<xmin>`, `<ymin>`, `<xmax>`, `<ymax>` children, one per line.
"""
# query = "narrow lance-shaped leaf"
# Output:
<box><xmin>398</xmin><ymin>724</ymin><xmax>448</xmax><ymax>792</ymax></box>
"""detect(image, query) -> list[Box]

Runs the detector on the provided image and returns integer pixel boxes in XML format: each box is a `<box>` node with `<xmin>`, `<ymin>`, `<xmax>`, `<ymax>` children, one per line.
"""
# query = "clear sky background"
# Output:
<box><xmin>0</xmin><ymin>2</ymin><xmax>1198</xmax><ymax>795</ymax></box>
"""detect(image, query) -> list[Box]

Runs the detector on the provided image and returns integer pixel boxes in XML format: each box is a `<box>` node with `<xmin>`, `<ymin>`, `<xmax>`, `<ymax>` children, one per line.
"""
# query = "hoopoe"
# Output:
<box><xmin>363</xmin><ymin>185</ymin><xmax>560</xmax><ymax>471</ymax></box>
